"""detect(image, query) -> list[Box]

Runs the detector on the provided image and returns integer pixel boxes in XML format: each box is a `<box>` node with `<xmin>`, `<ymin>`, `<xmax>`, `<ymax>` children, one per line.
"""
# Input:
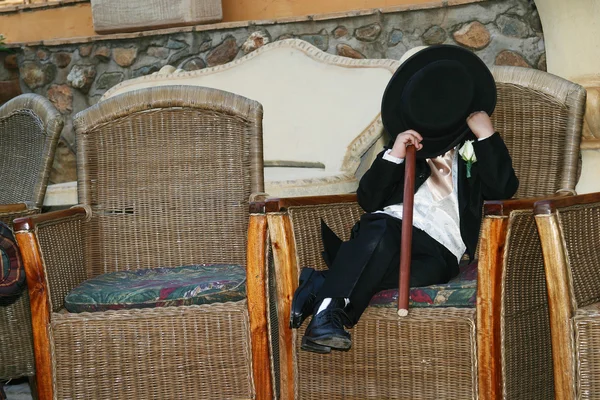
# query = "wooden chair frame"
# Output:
<box><xmin>14</xmin><ymin>86</ymin><xmax>274</xmax><ymax>400</ymax></box>
<box><xmin>535</xmin><ymin>193</ymin><xmax>600</xmax><ymax>400</ymax></box>
<box><xmin>249</xmin><ymin>66</ymin><xmax>587</xmax><ymax>399</ymax></box>
<box><xmin>0</xmin><ymin>94</ymin><xmax>62</xmax><ymax>392</ymax></box>
<box><xmin>249</xmin><ymin>193</ymin><xmax>569</xmax><ymax>399</ymax></box>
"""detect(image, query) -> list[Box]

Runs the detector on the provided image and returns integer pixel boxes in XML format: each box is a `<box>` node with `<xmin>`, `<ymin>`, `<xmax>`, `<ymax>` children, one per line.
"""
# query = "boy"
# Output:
<box><xmin>290</xmin><ymin>45</ymin><xmax>519</xmax><ymax>353</ymax></box>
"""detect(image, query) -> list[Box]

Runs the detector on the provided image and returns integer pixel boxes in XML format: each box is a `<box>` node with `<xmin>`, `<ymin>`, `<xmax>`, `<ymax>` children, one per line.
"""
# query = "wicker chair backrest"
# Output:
<box><xmin>73</xmin><ymin>86</ymin><xmax>264</xmax><ymax>277</ymax></box>
<box><xmin>0</xmin><ymin>94</ymin><xmax>63</xmax><ymax>206</ymax></box>
<box><xmin>555</xmin><ymin>202</ymin><xmax>600</xmax><ymax>308</ymax></box>
<box><xmin>289</xmin><ymin>68</ymin><xmax>586</xmax><ymax>272</ymax></box>
<box><xmin>491</xmin><ymin>66</ymin><xmax>585</xmax><ymax>198</ymax></box>
<box><xmin>490</xmin><ymin>68</ymin><xmax>585</xmax><ymax>399</ymax></box>
<box><xmin>502</xmin><ymin>209</ymin><xmax>555</xmax><ymax>398</ymax></box>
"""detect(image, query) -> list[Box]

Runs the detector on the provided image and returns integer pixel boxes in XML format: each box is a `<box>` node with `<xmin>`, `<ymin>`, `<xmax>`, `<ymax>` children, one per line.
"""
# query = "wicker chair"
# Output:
<box><xmin>534</xmin><ymin>193</ymin><xmax>600</xmax><ymax>400</ymax></box>
<box><xmin>0</xmin><ymin>94</ymin><xmax>62</xmax><ymax>392</ymax></box>
<box><xmin>13</xmin><ymin>86</ymin><xmax>274</xmax><ymax>400</ymax></box>
<box><xmin>249</xmin><ymin>66</ymin><xmax>586</xmax><ymax>399</ymax></box>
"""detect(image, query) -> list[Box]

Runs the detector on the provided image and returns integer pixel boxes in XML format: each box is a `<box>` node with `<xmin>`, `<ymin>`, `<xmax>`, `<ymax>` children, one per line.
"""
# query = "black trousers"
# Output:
<box><xmin>316</xmin><ymin>212</ymin><xmax>459</xmax><ymax>324</ymax></box>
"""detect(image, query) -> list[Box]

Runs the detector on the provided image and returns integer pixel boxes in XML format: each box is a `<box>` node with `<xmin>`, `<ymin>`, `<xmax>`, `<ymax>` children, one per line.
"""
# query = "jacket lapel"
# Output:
<box><xmin>458</xmin><ymin>155</ymin><xmax>469</xmax><ymax>215</ymax></box>
<box><xmin>457</xmin><ymin>135</ymin><xmax>477</xmax><ymax>215</ymax></box>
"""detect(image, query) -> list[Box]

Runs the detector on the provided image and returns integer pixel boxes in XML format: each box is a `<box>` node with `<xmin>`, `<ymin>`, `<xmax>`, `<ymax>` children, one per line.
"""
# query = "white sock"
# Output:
<box><xmin>316</xmin><ymin>298</ymin><xmax>350</xmax><ymax>315</ymax></box>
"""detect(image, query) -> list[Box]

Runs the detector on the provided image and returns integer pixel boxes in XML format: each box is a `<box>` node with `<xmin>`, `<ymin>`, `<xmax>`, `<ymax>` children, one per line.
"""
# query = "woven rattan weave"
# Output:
<box><xmin>502</xmin><ymin>210</ymin><xmax>554</xmax><ymax>399</ymax></box>
<box><xmin>0</xmin><ymin>94</ymin><xmax>62</xmax><ymax>382</ymax></box>
<box><xmin>19</xmin><ymin>86</ymin><xmax>265</xmax><ymax>399</ymax></box>
<box><xmin>536</xmin><ymin>198</ymin><xmax>600</xmax><ymax>400</ymax></box>
<box><xmin>575</xmin><ymin>310</ymin><xmax>600</xmax><ymax>399</ymax></box>
<box><xmin>295</xmin><ymin>307</ymin><xmax>477</xmax><ymax>399</ymax></box>
<box><xmin>0</xmin><ymin>95</ymin><xmax>62</xmax><ymax>206</ymax></box>
<box><xmin>490</xmin><ymin>67</ymin><xmax>583</xmax><ymax>198</ymax></box>
<box><xmin>560</xmin><ymin>204</ymin><xmax>600</xmax><ymax>309</ymax></box>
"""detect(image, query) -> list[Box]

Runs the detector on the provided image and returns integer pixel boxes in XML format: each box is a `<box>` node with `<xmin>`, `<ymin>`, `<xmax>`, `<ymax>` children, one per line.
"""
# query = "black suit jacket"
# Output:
<box><xmin>356</xmin><ymin>132</ymin><xmax>519</xmax><ymax>259</ymax></box>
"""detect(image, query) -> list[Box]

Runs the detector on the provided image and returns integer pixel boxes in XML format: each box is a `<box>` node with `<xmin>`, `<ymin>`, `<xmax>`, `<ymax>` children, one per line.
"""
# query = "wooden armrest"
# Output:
<box><xmin>265</xmin><ymin>193</ymin><xmax>358</xmax><ymax>213</ymax></box>
<box><xmin>476</xmin><ymin>193</ymin><xmax>574</xmax><ymax>396</ymax></box>
<box><xmin>532</xmin><ymin>192</ymin><xmax>600</xmax><ymax>398</ymax></box>
<box><xmin>249</xmin><ymin>193</ymin><xmax>270</xmax><ymax>214</ymax></box>
<box><xmin>484</xmin><ymin>192</ymin><xmax>572</xmax><ymax>217</ymax></box>
<box><xmin>13</xmin><ymin>205</ymin><xmax>90</xmax><ymax>231</ymax></box>
<box><xmin>0</xmin><ymin>203</ymin><xmax>35</xmax><ymax>214</ymax></box>
<box><xmin>13</xmin><ymin>206</ymin><xmax>89</xmax><ymax>400</ymax></box>
<box><xmin>534</xmin><ymin>192</ymin><xmax>600</xmax><ymax>215</ymax></box>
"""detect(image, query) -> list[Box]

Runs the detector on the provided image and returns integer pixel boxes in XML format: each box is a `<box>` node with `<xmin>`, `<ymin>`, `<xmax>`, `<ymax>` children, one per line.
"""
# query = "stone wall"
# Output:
<box><xmin>4</xmin><ymin>0</ymin><xmax>544</xmax><ymax>183</ymax></box>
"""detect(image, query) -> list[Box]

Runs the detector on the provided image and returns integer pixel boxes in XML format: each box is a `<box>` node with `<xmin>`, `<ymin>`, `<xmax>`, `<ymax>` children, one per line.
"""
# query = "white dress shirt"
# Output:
<box><xmin>376</xmin><ymin>148</ymin><xmax>465</xmax><ymax>262</ymax></box>
<box><xmin>375</xmin><ymin>136</ymin><xmax>489</xmax><ymax>262</ymax></box>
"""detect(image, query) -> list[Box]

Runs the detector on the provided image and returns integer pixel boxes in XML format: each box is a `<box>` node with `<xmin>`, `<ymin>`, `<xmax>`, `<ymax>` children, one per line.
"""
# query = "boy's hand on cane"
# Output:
<box><xmin>390</xmin><ymin>130</ymin><xmax>423</xmax><ymax>159</ymax></box>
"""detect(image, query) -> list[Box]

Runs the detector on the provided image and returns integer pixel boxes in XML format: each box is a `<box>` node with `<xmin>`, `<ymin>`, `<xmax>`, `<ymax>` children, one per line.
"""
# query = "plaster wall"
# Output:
<box><xmin>536</xmin><ymin>0</ymin><xmax>600</xmax><ymax>194</ymax></box>
<box><xmin>221</xmin><ymin>0</ymin><xmax>438</xmax><ymax>21</ymax></box>
<box><xmin>535</xmin><ymin>0</ymin><xmax>600</xmax><ymax>81</ymax></box>
<box><xmin>0</xmin><ymin>3</ymin><xmax>96</xmax><ymax>44</ymax></box>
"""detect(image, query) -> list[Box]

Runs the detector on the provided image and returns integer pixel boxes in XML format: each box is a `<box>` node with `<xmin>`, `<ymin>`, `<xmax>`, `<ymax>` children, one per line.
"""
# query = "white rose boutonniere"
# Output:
<box><xmin>459</xmin><ymin>140</ymin><xmax>477</xmax><ymax>178</ymax></box>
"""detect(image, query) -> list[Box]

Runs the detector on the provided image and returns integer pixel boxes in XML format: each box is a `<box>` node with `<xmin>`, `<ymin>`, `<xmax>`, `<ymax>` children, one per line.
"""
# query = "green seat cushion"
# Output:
<box><xmin>65</xmin><ymin>264</ymin><xmax>246</xmax><ymax>313</ymax></box>
<box><xmin>369</xmin><ymin>261</ymin><xmax>477</xmax><ymax>308</ymax></box>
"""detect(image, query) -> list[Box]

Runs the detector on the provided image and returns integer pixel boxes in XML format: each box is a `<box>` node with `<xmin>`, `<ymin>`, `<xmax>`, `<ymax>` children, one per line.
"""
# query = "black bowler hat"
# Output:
<box><xmin>381</xmin><ymin>45</ymin><xmax>496</xmax><ymax>159</ymax></box>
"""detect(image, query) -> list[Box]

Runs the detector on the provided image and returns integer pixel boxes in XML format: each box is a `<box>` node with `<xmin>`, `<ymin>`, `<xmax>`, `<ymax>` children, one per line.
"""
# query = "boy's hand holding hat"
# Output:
<box><xmin>466</xmin><ymin>111</ymin><xmax>495</xmax><ymax>139</ymax></box>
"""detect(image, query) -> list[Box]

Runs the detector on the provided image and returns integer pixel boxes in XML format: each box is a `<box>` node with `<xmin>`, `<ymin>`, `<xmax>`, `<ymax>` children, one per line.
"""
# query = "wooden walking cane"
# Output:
<box><xmin>398</xmin><ymin>144</ymin><xmax>416</xmax><ymax>317</ymax></box>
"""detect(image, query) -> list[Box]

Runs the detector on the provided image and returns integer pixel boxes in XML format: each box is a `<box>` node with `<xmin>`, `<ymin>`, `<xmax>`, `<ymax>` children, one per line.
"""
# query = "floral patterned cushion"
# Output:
<box><xmin>64</xmin><ymin>264</ymin><xmax>246</xmax><ymax>313</ymax></box>
<box><xmin>0</xmin><ymin>221</ymin><xmax>25</xmax><ymax>297</ymax></box>
<box><xmin>369</xmin><ymin>261</ymin><xmax>477</xmax><ymax>308</ymax></box>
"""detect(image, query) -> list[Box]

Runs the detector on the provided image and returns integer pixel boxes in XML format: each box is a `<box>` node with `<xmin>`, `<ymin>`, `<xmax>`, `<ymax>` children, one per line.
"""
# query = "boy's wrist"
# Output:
<box><xmin>475</xmin><ymin>131</ymin><xmax>494</xmax><ymax>140</ymax></box>
<box><xmin>383</xmin><ymin>149</ymin><xmax>405</xmax><ymax>164</ymax></box>
<box><xmin>388</xmin><ymin>148</ymin><xmax>405</xmax><ymax>159</ymax></box>
<box><xmin>477</xmin><ymin>133</ymin><xmax>494</xmax><ymax>141</ymax></box>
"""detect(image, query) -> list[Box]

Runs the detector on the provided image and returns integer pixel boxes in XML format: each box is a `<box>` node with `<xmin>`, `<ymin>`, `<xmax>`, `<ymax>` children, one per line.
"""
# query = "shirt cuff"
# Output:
<box><xmin>382</xmin><ymin>149</ymin><xmax>405</xmax><ymax>164</ymax></box>
<box><xmin>477</xmin><ymin>134</ymin><xmax>493</xmax><ymax>141</ymax></box>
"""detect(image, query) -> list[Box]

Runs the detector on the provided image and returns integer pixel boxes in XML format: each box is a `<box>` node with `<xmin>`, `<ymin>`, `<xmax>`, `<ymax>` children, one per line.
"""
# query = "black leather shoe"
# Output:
<box><xmin>290</xmin><ymin>268</ymin><xmax>326</xmax><ymax>329</ymax></box>
<box><xmin>302</xmin><ymin>298</ymin><xmax>352</xmax><ymax>351</ymax></box>
<box><xmin>300</xmin><ymin>335</ymin><xmax>331</xmax><ymax>354</ymax></box>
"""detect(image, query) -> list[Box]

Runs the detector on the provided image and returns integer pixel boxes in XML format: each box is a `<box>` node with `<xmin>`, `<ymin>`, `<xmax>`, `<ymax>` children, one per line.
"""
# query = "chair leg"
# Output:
<box><xmin>0</xmin><ymin>382</ymin><xmax>6</xmax><ymax>400</ymax></box>
<box><xmin>247</xmin><ymin>214</ymin><xmax>274</xmax><ymax>400</ymax></box>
